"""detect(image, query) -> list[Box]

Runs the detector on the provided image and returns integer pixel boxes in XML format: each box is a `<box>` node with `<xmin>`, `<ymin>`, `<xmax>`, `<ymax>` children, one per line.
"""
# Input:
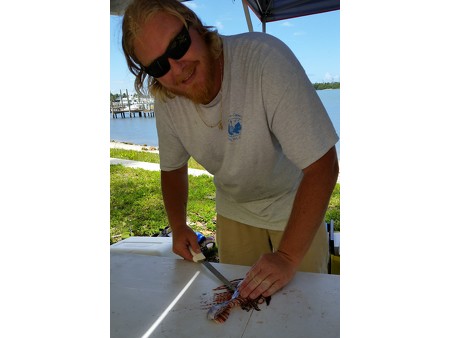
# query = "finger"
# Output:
<box><xmin>174</xmin><ymin>246</ymin><xmax>191</xmax><ymax>260</ymax></box>
<box><xmin>243</xmin><ymin>264</ymin><xmax>265</xmax><ymax>285</ymax></box>
<box><xmin>238</xmin><ymin>268</ymin><xmax>261</xmax><ymax>297</ymax></box>
<box><xmin>188</xmin><ymin>238</ymin><xmax>202</xmax><ymax>254</ymax></box>
<box><xmin>240</xmin><ymin>273</ymin><xmax>270</xmax><ymax>299</ymax></box>
<box><xmin>248</xmin><ymin>278</ymin><xmax>276</xmax><ymax>299</ymax></box>
<box><xmin>174</xmin><ymin>241</ymin><xmax>196</xmax><ymax>260</ymax></box>
<box><xmin>261</xmin><ymin>280</ymin><xmax>282</xmax><ymax>298</ymax></box>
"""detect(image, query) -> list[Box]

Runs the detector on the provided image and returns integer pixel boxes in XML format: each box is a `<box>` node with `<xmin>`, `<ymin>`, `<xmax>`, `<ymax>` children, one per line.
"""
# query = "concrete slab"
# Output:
<box><xmin>110</xmin><ymin>158</ymin><xmax>212</xmax><ymax>177</ymax></box>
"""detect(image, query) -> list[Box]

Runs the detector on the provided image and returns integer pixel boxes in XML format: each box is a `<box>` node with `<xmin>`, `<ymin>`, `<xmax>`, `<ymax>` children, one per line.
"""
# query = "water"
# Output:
<box><xmin>110</xmin><ymin>89</ymin><xmax>340</xmax><ymax>157</ymax></box>
<box><xmin>316</xmin><ymin>89</ymin><xmax>340</xmax><ymax>158</ymax></box>
<box><xmin>110</xmin><ymin>114</ymin><xmax>159</xmax><ymax>146</ymax></box>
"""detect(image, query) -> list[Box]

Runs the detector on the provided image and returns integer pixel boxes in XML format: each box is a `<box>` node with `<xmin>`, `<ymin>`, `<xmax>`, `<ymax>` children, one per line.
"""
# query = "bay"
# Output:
<box><xmin>110</xmin><ymin>113</ymin><xmax>159</xmax><ymax>147</ymax></box>
<box><xmin>316</xmin><ymin>89</ymin><xmax>340</xmax><ymax>158</ymax></box>
<box><xmin>110</xmin><ymin>89</ymin><xmax>340</xmax><ymax>157</ymax></box>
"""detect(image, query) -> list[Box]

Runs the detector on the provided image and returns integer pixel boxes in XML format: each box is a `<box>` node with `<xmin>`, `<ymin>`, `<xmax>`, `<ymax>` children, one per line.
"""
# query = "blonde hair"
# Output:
<box><xmin>122</xmin><ymin>0</ymin><xmax>223</xmax><ymax>101</ymax></box>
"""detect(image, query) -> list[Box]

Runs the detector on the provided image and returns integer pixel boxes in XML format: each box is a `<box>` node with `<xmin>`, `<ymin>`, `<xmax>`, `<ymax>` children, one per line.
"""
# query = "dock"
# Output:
<box><xmin>110</xmin><ymin>88</ymin><xmax>155</xmax><ymax>118</ymax></box>
<box><xmin>110</xmin><ymin>107</ymin><xmax>155</xmax><ymax>118</ymax></box>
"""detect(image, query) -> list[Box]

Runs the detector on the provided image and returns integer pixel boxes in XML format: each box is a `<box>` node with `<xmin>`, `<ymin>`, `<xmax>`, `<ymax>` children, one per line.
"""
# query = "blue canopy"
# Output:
<box><xmin>243</xmin><ymin>0</ymin><xmax>339</xmax><ymax>31</ymax></box>
<box><xmin>245</xmin><ymin>0</ymin><xmax>340</xmax><ymax>23</ymax></box>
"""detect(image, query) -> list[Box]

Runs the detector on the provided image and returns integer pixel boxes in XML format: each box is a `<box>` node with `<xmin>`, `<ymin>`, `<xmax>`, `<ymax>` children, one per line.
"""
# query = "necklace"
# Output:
<box><xmin>195</xmin><ymin>57</ymin><xmax>224</xmax><ymax>130</ymax></box>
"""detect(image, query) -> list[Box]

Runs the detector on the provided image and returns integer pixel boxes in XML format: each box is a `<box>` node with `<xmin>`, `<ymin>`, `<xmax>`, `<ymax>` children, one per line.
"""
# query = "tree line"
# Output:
<box><xmin>313</xmin><ymin>82</ymin><xmax>340</xmax><ymax>90</ymax></box>
<box><xmin>111</xmin><ymin>81</ymin><xmax>340</xmax><ymax>101</ymax></box>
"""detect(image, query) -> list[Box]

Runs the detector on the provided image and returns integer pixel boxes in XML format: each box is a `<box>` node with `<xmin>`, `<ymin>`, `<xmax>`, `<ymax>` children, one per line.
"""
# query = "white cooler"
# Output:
<box><xmin>110</xmin><ymin>236</ymin><xmax>180</xmax><ymax>259</ymax></box>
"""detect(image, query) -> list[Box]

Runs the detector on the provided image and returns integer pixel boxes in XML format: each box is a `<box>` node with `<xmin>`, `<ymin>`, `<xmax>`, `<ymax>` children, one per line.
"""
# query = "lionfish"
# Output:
<box><xmin>206</xmin><ymin>278</ymin><xmax>271</xmax><ymax>323</ymax></box>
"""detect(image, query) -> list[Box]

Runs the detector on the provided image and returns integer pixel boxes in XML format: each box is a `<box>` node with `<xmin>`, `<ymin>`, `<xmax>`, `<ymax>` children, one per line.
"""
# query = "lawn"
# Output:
<box><xmin>110</xmin><ymin>148</ymin><xmax>340</xmax><ymax>244</ymax></box>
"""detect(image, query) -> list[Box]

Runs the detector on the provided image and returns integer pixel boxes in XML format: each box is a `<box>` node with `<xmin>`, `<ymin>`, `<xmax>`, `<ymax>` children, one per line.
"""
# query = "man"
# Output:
<box><xmin>121</xmin><ymin>0</ymin><xmax>339</xmax><ymax>299</ymax></box>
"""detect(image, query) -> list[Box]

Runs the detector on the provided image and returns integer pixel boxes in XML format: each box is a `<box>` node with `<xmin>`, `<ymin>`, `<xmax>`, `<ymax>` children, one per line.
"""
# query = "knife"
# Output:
<box><xmin>189</xmin><ymin>247</ymin><xmax>237</xmax><ymax>292</ymax></box>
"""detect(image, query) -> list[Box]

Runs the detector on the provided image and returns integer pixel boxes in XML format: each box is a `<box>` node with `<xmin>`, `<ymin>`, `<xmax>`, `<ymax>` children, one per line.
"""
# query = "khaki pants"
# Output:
<box><xmin>216</xmin><ymin>214</ymin><xmax>329</xmax><ymax>273</ymax></box>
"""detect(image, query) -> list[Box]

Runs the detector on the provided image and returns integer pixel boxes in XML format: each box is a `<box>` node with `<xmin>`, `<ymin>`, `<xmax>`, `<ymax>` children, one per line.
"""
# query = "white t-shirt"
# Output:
<box><xmin>155</xmin><ymin>32</ymin><xmax>339</xmax><ymax>231</ymax></box>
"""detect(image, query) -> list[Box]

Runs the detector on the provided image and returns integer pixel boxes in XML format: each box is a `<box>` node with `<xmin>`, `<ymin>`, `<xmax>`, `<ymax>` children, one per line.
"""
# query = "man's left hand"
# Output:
<box><xmin>238</xmin><ymin>251</ymin><xmax>297</xmax><ymax>299</ymax></box>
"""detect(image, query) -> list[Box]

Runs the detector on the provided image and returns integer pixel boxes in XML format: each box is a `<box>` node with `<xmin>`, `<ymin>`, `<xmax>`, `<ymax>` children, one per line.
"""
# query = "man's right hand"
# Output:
<box><xmin>171</xmin><ymin>224</ymin><xmax>201</xmax><ymax>261</ymax></box>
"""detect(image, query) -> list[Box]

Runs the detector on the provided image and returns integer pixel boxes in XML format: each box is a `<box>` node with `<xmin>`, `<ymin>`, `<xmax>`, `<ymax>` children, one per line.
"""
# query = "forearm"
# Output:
<box><xmin>161</xmin><ymin>164</ymin><xmax>201</xmax><ymax>259</ymax></box>
<box><xmin>277</xmin><ymin>147</ymin><xmax>339</xmax><ymax>267</ymax></box>
<box><xmin>238</xmin><ymin>147</ymin><xmax>338</xmax><ymax>299</ymax></box>
<box><xmin>160</xmin><ymin>164</ymin><xmax>189</xmax><ymax>231</ymax></box>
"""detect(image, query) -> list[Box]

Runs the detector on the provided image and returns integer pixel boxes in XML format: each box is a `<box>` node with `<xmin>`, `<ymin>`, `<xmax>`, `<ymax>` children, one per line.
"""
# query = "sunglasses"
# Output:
<box><xmin>143</xmin><ymin>25</ymin><xmax>191</xmax><ymax>78</ymax></box>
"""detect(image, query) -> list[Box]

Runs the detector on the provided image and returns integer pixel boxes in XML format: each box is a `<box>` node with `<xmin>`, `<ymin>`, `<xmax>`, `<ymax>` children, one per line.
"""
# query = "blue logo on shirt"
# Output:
<box><xmin>228</xmin><ymin>113</ymin><xmax>242</xmax><ymax>141</ymax></box>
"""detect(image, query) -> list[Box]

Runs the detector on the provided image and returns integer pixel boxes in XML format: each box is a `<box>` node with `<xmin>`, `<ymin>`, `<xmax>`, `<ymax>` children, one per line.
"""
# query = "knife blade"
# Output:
<box><xmin>201</xmin><ymin>260</ymin><xmax>237</xmax><ymax>292</ymax></box>
<box><xmin>189</xmin><ymin>247</ymin><xmax>236</xmax><ymax>292</ymax></box>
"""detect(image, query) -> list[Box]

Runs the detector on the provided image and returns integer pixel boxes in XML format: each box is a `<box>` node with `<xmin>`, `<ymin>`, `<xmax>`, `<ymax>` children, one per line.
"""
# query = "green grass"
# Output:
<box><xmin>110</xmin><ymin>165</ymin><xmax>215</xmax><ymax>244</ymax></box>
<box><xmin>110</xmin><ymin>148</ymin><xmax>161</xmax><ymax>163</ymax></box>
<box><xmin>110</xmin><ymin>148</ymin><xmax>205</xmax><ymax>170</ymax></box>
<box><xmin>325</xmin><ymin>183</ymin><xmax>340</xmax><ymax>231</ymax></box>
<box><xmin>110</xmin><ymin>166</ymin><xmax>167</xmax><ymax>242</ymax></box>
<box><xmin>110</xmin><ymin>149</ymin><xmax>340</xmax><ymax>243</ymax></box>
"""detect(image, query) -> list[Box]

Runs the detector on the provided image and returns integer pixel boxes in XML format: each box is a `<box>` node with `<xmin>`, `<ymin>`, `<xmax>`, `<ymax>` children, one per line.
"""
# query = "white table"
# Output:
<box><xmin>111</xmin><ymin>252</ymin><xmax>339</xmax><ymax>338</ymax></box>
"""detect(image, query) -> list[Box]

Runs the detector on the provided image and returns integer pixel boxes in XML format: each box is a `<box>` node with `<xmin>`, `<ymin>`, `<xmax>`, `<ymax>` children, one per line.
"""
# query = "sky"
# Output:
<box><xmin>110</xmin><ymin>0</ymin><xmax>340</xmax><ymax>94</ymax></box>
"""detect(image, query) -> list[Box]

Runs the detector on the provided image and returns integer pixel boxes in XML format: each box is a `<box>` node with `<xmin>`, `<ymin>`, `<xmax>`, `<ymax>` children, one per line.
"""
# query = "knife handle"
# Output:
<box><xmin>189</xmin><ymin>246</ymin><xmax>206</xmax><ymax>262</ymax></box>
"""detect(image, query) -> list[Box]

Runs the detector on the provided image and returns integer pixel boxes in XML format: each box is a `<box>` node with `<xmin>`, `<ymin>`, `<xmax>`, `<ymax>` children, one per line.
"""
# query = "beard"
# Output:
<box><xmin>169</xmin><ymin>50</ymin><xmax>217</xmax><ymax>105</ymax></box>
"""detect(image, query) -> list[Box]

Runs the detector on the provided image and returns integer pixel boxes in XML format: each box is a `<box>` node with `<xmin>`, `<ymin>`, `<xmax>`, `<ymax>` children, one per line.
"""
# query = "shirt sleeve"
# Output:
<box><xmin>261</xmin><ymin>36</ymin><xmax>339</xmax><ymax>169</ymax></box>
<box><xmin>155</xmin><ymin>99</ymin><xmax>190</xmax><ymax>171</ymax></box>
